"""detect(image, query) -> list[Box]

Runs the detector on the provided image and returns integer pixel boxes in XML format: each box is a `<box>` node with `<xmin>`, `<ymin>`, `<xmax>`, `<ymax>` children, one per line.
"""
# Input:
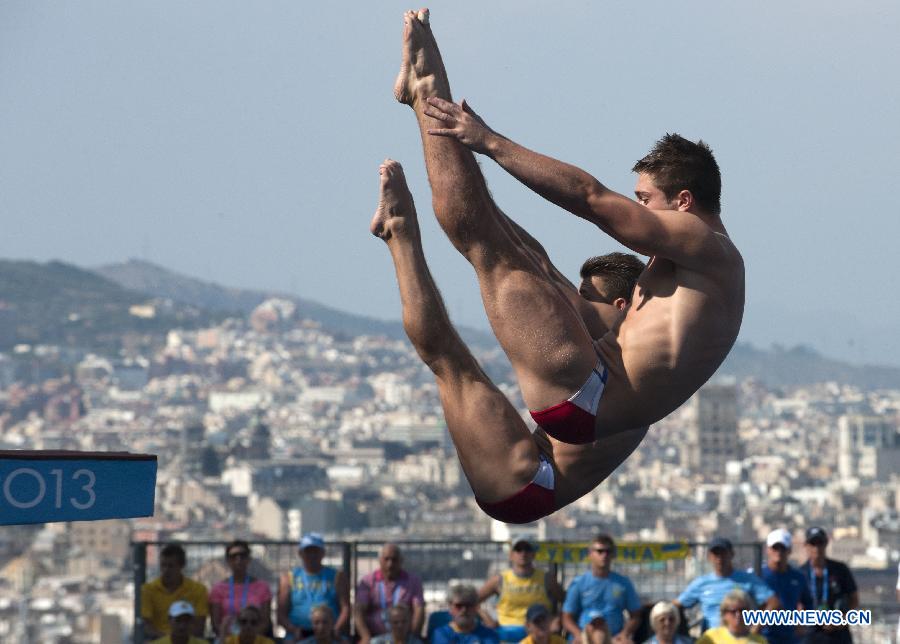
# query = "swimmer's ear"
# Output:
<box><xmin>674</xmin><ymin>189</ymin><xmax>694</xmax><ymax>212</ymax></box>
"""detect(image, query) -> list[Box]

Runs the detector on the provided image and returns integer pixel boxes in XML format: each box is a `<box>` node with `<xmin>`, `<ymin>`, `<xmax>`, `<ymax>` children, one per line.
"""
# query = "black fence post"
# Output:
<box><xmin>132</xmin><ymin>542</ymin><xmax>147</xmax><ymax>644</ymax></box>
<box><xmin>347</xmin><ymin>540</ymin><xmax>357</xmax><ymax>638</ymax></box>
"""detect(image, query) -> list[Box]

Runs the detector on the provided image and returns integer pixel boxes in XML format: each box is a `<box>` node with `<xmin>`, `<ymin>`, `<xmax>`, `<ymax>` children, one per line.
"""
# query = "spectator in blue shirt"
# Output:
<box><xmin>760</xmin><ymin>528</ymin><xmax>813</xmax><ymax>644</ymax></box>
<box><xmin>433</xmin><ymin>585</ymin><xmax>499</xmax><ymax>644</ymax></box>
<box><xmin>675</xmin><ymin>536</ymin><xmax>779</xmax><ymax>631</ymax></box>
<box><xmin>562</xmin><ymin>534</ymin><xmax>641</xmax><ymax>643</ymax></box>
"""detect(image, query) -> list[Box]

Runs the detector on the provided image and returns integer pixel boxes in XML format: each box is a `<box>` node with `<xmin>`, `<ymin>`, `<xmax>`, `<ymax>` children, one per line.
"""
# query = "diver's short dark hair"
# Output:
<box><xmin>579</xmin><ymin>252</ymin><xmax>645</xmax><ymax>302</ymax></box>
<box><xmin>632</xmin><ymin>133</ymin><xmax>721</xmax><ymax>215</ymax></box>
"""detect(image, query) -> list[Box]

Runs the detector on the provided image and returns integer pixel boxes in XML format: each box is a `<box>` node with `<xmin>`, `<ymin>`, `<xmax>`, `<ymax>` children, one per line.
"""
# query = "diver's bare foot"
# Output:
<box><xmin>393</xmin><ymin>8</ymin><xmax>450</xmax><ymax>107</ymax></box>
<box><xmin>370</xmin><ymin>160</ymin><xmax>419</xmax><ymax>242</ymax></box>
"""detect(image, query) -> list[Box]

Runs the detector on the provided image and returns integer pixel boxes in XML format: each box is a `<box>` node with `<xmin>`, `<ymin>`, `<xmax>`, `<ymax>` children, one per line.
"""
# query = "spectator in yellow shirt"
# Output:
<box><xmin>519</xmin><ymin>604</ymin><xmax>566</xmax><ymax>644</ymax></box>
<box><xmin>150</xmin><ymin>600</ymin><xmax>208</xmax><ymax>644</ymax></box>
<box><xmin>697</xmin><ymin>590</ymin><xmax>767</xmax><ymax>644</ymax></box>
<box><xmin>141</xmin><ymin>543</ymin><xmax>208</xmax><ymax>639</ymax></box>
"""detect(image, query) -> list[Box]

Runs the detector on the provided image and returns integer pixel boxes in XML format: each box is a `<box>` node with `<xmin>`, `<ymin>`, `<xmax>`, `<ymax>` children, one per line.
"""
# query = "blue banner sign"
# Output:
<box><xmin>0</xmin><ymin>451</ymin><xmax>157</xmax><ymax>525</ymax></box>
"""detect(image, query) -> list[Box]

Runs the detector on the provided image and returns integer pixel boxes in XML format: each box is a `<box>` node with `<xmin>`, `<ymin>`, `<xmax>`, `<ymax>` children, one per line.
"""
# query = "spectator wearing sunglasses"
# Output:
<box><xmin>433</xmin><ymin>585</ymin><xmax>500</xmax><ymax>644</ymax></box>
<box><xmin>478</xmin><ymin>535</ymin><xmax>564</xmax><ymax>642</ymax></box>
<box><xmin>210</xmin><ymin>540</ymin><xmax>273</xmax><ymax>641</ymax></box>
<box><xmin>223</xmin><ymin>605</ymin><xmax>275</xmax><ymax>644</ymax></box>
<box><xmin>562</xmin><ymin>534</ymin><xmax>641</xmax><ymax>644</ymax></box>
<box><xmin>696</xmin><ymin>589</ymin><xmax>766</xmax><ymax>644</ymax></box>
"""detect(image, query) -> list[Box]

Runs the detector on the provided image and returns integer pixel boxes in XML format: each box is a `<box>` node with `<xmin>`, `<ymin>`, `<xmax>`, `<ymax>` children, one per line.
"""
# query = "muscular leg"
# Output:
<box><xmin>394</xmin><ymin>10</ymin><xmax>597</xmax><ymax>411</ymax></box>
<box><xmin>371</xmin><ymin>160</ymin><xmax>540</xmax><ymax>502</ymax></box>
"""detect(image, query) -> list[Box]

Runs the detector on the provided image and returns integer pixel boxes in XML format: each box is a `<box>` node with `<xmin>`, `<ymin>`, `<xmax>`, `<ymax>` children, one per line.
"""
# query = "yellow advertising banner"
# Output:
<box><xmin>535</xmin><ymin>541</ymin><xmax>690</xmax><ymax>564</ymax></box>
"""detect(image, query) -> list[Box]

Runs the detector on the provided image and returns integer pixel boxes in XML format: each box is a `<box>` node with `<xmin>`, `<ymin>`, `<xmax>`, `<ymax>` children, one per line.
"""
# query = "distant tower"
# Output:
<box><xmin>685</xmin><ymin>381</ymin><xmax>741</xmax><ymax>480</ymax></box>
<box><xmin>181</xmin><ymin>422</ymin><xmax>206</xmax><ymax>475</ymax></box>
<box><xmin>838</xmin><ymin>414</ymin><xmax>900</xmax><ymax>481</ymax></box>
<box><xmin>246</xmin><ymin>410</ymin><xmax>272</xmax><ymax>461</ymax></box>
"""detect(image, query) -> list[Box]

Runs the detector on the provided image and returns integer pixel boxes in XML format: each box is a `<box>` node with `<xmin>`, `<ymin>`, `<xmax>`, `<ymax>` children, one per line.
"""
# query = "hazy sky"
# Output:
<box><xmin>2</xmin><ymin>1</ymin><xmax>899</xmax><ymax>365</ymax></box>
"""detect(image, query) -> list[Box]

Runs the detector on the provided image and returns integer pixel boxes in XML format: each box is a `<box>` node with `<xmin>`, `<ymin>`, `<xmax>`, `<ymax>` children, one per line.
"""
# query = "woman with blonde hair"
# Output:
<box><xmin>697</xmin><ymin>590</ymin><xmax>766</xmax><ymax>643</ymax></box>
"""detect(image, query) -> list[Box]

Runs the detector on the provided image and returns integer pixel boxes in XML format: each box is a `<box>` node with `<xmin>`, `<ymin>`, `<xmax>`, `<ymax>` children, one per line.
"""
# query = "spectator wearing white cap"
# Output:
<box><xmin>759</xmin><ymin>529</ymin><xmax>813</xmax><ymax>644</ymax></box>
<box><xmin>141</xmin><ymin>543</ymin><xmax>209</xmax><ymax>641</ymax></box>
<box><xmin>477</xmin><ymin>535</ymin><xmax>564</xmax><ymax>642</ymax></box>
<box><xmin>278</xmin><ymin>533</ymin><xmax>350</xmax><ymax>643</ymax></box>
<box><xmin>150</xmin><ymin>600</ymin><xmax>209</xmax><ymax>644</ymax></box>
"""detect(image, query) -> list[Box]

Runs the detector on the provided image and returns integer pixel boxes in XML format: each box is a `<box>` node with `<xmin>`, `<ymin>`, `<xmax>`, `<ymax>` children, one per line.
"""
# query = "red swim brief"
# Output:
<box><xmin>476</xmin><ymin>455</ymin><xmax>556</xmax><ymax>524</ymax></box>
<box><xmin>529</xmin><ymin>361</ymin><xmax>607</xmax><ymax>444</ymax></box>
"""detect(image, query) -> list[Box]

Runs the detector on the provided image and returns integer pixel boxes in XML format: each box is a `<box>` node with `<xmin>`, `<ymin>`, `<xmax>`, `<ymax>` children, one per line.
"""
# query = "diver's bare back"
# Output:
<box><xmin>596</xmin><ymin>235</ymin><xmax>745</xmax><ymax>433</ymax></box>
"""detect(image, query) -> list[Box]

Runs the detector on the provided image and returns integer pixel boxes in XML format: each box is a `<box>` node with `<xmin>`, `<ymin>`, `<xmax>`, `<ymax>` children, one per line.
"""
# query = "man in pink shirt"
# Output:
<box><xmin>354</xmin><ymin>543</ymin><xmax>425</xmax><ymax>644</ymax></box>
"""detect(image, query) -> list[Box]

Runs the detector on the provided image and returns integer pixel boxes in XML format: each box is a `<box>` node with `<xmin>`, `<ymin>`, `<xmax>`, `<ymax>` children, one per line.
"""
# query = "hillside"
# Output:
<box><xmin>95</xmin><ymin>259</ymin><xmax>499</xmax><ymax>348</ymax></box>
<box><xmin>0</xmin><ymin>260</ymin><xmax>217</xmax><ymax>353</ymax></box>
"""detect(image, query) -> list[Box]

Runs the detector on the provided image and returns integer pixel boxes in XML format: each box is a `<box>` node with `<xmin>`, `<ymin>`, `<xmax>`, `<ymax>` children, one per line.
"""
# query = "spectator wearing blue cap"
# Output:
<box><xmin>521</xmin><ymin>604</ymin><xmax>567</xmax><ymax>644</ymax></box>
<box><xmin>675</xmin><ymin>537</ymin><xmax>778</xmax><ymax>632</ymax></box>
<box><xmin>278</xmin><ymin>533</ymin><xmax>350</xmax><ymax>643</ymax></box>
<box><xmin>561</xmin><ymin>534</ymin><xmax>641</xmax><ymax>644</ymax></box>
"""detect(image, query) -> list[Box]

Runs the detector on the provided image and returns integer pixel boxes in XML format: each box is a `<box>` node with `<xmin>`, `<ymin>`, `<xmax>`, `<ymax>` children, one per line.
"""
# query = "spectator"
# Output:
<box><xmin>759</xmin><ymin>529</ymin><xmax>812</xmax><ymax>644</ymax></box>
<box><xmin>478</xmin><ymin>535</ymin><xmax>564</xmax><ymax>642</ymax></box>
<box><xmin>562</xmin><ymin>534</ymin><xmax>641</xmax><ymax>644</ymax></box>
<box><xmin>372</xmin><ymin>604</ymin><xmax>424</xmax><ymax>644</ymax></box>
<box><xmin>433</xmin><ymin>584</ymin><xmax>500</xmax><ymax>644</ymax></box>
<box><xmin>141</xmin><ymin>543</ymin><xmax>208</xmax><ymax>640</ymax></box>
<box><xmin>279</xmin><ymin>533</ymin><xmax>350</xmax><ymax>642</ymax></box>
<box><xmin>355</xmin><ymin>543</ymin><xmax>425</xmax><ymax>643</ymax></box>
<box><xmin>642</xmin><ymin>602</ymin><xmax>691</xmax><ymax>644</ymax></box>
<box><xmin>696</xmin><ymin>589</ymin><xmax>766</xmax><ymax>644</ymax></box>
<box><xmin>799</xmin><ymin>527</ymin><xmax>858</xmax><ymax>644</ymax></box>
<box><xmin>521</xmin><ymin>604</ymin><xmax>566</xmax><ymax>644</ymax></box>
<box><xmin>210</xmin><ymin>540</ymin><xmax>273</xmax><ymax>640</ymax></box>
<box><xmin>224</xmin><ymin>605</ymin><xmax>275</xmax><ymax>644</ymax></box>
<box><xmin>299</xmin><ymin>605</ymin><xmax>349</xmax><ymax>644</ymax></box>
<box><xmin>150</xmin><ymin>600</ymin><xmax>209</xmax><ymax>644</ymax></box>
<box><xmin>581</xmin><ymin>613</ymin><xmax>612</xmax><ymax>644</ymax></box>
<box><xmin>675</xmin><ymin>537</ymin><xmax>777</xmax><ymax>632</ymax></box>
